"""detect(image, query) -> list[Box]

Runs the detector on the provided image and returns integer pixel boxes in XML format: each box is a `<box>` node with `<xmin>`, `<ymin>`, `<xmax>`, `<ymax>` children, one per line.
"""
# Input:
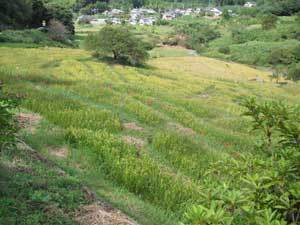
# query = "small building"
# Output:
<box><xmin>111</xmin><ymin>9</ymin><xmax>124</xmax><ymax>15</ymax></box>
<box><xmin>77</xmin><ymin>15</ymin><xmax>94</xmax><ymax>24</ymax></box>
<box><xmin>162</xmin><ymin>12</ymin><xmax>175</xmax><ymax>20</ymax></box>
<box><xmin>183</xmin><ymin>8</ymin><xmax>193</xmax><ymax>16</ymax></box>
<box><xmin>244</xmin><ymin>1</ymin><xmax>257</xmax><ymax>8</ymax></box>
<box><xmin>111</xmin><ymin>17</ymin><xmax>121</xmax><ymax>24</ymax></box>
<box><xmin>139</xmin><ymin>17</ymin><xmax>156</xmax><ymax>26</ymax></box>
<box><xmin>206</xmin><ymin>7</ymin><xmax>222</xmax><ymax>17</ymax></box>
<box><xmin>90</xmin><ymin>18</ymin><xmax>106</xmax><ymax>26</ymax></box>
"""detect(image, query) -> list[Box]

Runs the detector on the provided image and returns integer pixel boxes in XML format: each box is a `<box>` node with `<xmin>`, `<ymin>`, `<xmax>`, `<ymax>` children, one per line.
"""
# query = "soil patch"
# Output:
<box><xmin>196</xmin><ymin>93</ymin><xmax>210</xmax><ymax>99</ymax></box>
<box><xmin>122</xmin><ymin>136</ymin><xmax>145</xmax><ymax>149</ymax></box>
<box><xmin>48</xmin><ymin>146</ymin><xmax>68</xmax><ymax>158</ymax></box>
<box><xmin>75</xmin><ymin>203</ymin><xmax>138</xmax><ymax>225</ymax></box>
<box><xmin>17</xmin><ymin>113</ymin><xmax>42</xmax><ymax>133</ymax></box>
<box><xmin>17</xmin><ymin>141</ymin><xmax>66</xmax><ymax>176</ymax></box>
<box><xmin>168</xmin><ymin>123</ymin><xmax>196</xmax><ymax>136</ymax></box>
<box><xmin>123</xmin><ymin>122</ymin><xmax>144</xmax><ymax>132</ymax></box>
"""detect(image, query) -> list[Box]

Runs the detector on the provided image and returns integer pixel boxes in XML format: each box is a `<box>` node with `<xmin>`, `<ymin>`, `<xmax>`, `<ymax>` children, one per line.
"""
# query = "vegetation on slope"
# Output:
<box><xmin>0</xmin><ymin>45</ymin><xmax>299</xmax><ymax>224</ymax></box>
<box><xmin>164</xmin><ymin>14</ymin><xmax>300</xmax><ymax>81</ymax></box>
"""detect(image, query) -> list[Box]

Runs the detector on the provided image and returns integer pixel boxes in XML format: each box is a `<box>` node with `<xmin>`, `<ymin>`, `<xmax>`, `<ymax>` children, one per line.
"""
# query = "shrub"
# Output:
<box><xmin>261</xmin><ymin>0</ymin><xmax>300</xmax><ymax>16</ymax></box>
<box><xmin>0</xmin><ymin>82</ymin><xmax>20</xmax><ymax>150</ymax></box>
<box><xmin>231</xmin><ymin>27</ymin><xmax>248</xmax><ymax>44</ymax></box>
<box><xmin>240</xmin><ymin>97</ymin><xmax>300</xmax><ymax>149</ymax></box>
<box><xmin>155</xmin><ymin>19</ymin><xmax>170</xmax><ymax>26</ymax></box>
<box><xmin>286</xmin><ymin>63</ymin><xmax>300</xmax><ymax>81</ymax></box>
<box><xmin>174</xmin><ymin>21</ymin><xmax>220</xmax><ymax>51</ymax></box>
<box><xmin>46</xmin><ymin>4</ymin><xmax>75</xmax><ymax>35</ymax></box>
<box><xmin>261</xmin><ymin>14</ymin><xmax>278</xmax><ymax>30</ymax></box>
<box><xmin>181</xmin><ymin>99</ymin><xmax>300</xmax><ymax>225</ymax></box>
<box><xmin>84</xmin><ymin>26</ymin><xmax>149</xmax><ymax>66</ymax></box>
<box><xmin>268</xmin><ymin>47</ymin><xmax>296</xmax><ymax>65</ymax></box>
<box><xmin>222</xmin><ymin>9</ymin><xmax>231</xmax><ymax>20</ymax></box>
<box><xmin>48</xmin><ymin>19</ymin><xmax>69</xmax><ymax>42</ymax></box>
<box><xmin>271</xmin><ymin>66</ymin><xmax>286</xmax><ymax>83</ymax></box>
<box><xmin>218</xmin><ymin>46</ymin><xmax>230</xmax><ymax>55</ymax></box>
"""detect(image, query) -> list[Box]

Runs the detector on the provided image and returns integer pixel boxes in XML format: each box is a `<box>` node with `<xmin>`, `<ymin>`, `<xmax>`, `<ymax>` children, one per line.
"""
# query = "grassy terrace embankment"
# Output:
<box><xmin>0</xmin><ymin>46</ymin><xmax>299</xmax><ymax>224</ymax></box>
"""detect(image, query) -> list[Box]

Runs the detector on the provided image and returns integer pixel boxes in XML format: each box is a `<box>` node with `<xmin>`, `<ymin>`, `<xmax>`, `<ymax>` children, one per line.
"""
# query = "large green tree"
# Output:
<box><xmin>0</xmin><ymin>0</ymin><xmax>32</xmax><ymax>29</ymax></box>
<box><xmin>46</xmin><ymin>4</ymin><xmax>75</xmax><ymax>34</ymax></box>
<box><xmin>85</xmin><ymin>26</ymin><xmax>149</xmax><ymax>65</ymax></box>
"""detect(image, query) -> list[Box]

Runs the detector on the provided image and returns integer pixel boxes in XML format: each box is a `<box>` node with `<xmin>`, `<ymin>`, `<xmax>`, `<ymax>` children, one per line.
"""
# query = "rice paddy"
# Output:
<box><xmin>0</xmin><ymin>45</ymin><xmax>299</xmax><ymax>223</ymax></box>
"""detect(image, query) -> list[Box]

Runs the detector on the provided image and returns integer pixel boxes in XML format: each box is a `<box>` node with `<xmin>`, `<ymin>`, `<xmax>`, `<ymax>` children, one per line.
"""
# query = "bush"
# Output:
<box><xmin>0</xmin><ymin>82</ymin><xmax>20</xmax><ymax>149</ymax></box>
<box><xmin>268</xmin><ymin>47</ymin><xmax>296</xmax><ymax>65</ymax></box>
<box><xmin>261</xmin><ymin>14</ymin><xmax>278</xmax><ymax>30</ymax></box>
<box><xmin>48</xmin><ymin>19</ymin><xmax>69</xmax><ymax>42</ymax></box>
<box><xmin>231</xmin><ymin>27</ymin><xmax>247</xmax><ymax>44</ymax></box>
<box><xmin>181</xmin><ymin>99</ymin><xmax>300</xmax><ymax>225</ymax></box>
<box><xmin>155</xmin><ymin>19</ymin><xmax>170</xmax><ymax>26</ymax></box>
<box><xmin>0</xmin><ymin>29</ymin><xmax>46</xmax><ymax>43</ymax></box>
<box><xmin>84</xmin><ymin>26</ymin><xmax>149</xmax><ymax>66</ymax></box>
<box><xmin>46</xmin><ymin>4</ymin><xmax>75</xmax><ymax>35</ymax></box>
<box><xmin>218</xmin><ymin>46</ymin><xmax>230</xmax><ymax>54</ymax></box>
<box><xmin>261</xmin><ymin>0</ymin><xmax>300</xmax><ymax>16</ymax></box>
<box><xmin>173</xmin><ymin>20</ymin><xmax>220</xmax><ymax>51</ymax></box>
<box><xmin>286</xmin><ymin>63</ymin><xmax>300</xmax><ymax>81</ymax></box>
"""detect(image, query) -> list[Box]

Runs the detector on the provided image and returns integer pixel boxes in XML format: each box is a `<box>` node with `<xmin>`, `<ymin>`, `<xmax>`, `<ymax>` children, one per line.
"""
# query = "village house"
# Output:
<box><xmin>162</xmin><ymin>11</ymin><xmax>176</xmax><ymax>20</ymax></box>
<box><xmin>206</xmin><ymin>7</ymin><xmax>222</xmax><ymax>17</ymax></box>
<box><xmin>129</xmin><ymin>8</ymin><xmax>158</xmax><ymax>25</ymax></box>
<box><xmin>90</xmin><ymin>18</ymin><xmax>106</xmax><ymax>26</ymax></box>
<box><xmin>244</xmin><ymin>1</ymin><xmax>257</xmax><ymax>8</ymax></box>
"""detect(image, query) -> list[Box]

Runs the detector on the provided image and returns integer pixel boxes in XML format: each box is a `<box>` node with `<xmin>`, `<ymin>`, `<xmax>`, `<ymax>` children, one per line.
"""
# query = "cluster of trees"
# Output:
<box><xmin>74</xmin><ymin>0</ymin><xmax>110</xmax><ymax>14</ymax></box>
<box><xmin>0</xmin><ymin>0</ymin><xmax>74</xmax><ymax>34</ymax></box>
<box><xmin>74</xmin><ymin>0</ymin><xmax>253</xmax><ymax>12</ymax></box>
<box><xmin>73</xmin><ymin>0</ymin><xmax>300</xmax><ymax>16</ymax></box>
<box><xmin>167</xmin><ymin>20</ymin><xmax>220</xmax><ymax>52</ymax></box>
<box><xmin>258</xmin><ymin>0</ymin><xmax>300</xmax><ymax>16</ymax></box>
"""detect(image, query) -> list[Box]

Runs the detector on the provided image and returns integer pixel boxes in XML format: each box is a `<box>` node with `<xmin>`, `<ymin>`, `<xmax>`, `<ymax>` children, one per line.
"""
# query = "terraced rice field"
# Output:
<box><xmin>1</xmin><ymin>46</ymin><xmax>299</xmax><ymax>223</ymax></box>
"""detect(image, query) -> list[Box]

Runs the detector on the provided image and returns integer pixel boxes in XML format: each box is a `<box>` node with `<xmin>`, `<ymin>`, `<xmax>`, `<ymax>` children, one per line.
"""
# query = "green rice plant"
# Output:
<box><xmin>152</xmin><ymin>131</ymin><xmax>217</xmax><ymax>180</ymax></box>
<box><xmin>65</xmin><ymin>128</ymin><xmax>203</xmax><ymax>212</ymax></box>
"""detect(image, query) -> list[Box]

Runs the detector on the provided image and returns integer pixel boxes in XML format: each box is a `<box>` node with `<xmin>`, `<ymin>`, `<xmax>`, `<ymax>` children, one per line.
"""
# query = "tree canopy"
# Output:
<box><xmin>85</xmin><ymin>26</ymin><xmax>149</xmax><ymax>66</ymax></box>
<box><xmin>0</xmin><ymin>0</ymin><xmax>74</xmax><ymax>33</ymax></box>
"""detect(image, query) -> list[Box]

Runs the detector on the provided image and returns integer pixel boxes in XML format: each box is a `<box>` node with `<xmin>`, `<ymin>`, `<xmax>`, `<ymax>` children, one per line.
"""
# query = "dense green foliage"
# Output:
<box><xmin>0</xmin><ymin>0</ymin><xmax>74</xmax><ymax>34</ymax></box>
<box><xmin>166</xmin><ymin>19</ymin><xmax>220</xmax><ymax>51</ymax></box>
<box><xmin>261</xmin><ymin>14</ymin><xmax>278</xmax><ymax>30</ymax></box>
<box><xmin>181</xmin><ymin>98</ymin><xmax>300</xmax><ymax>225</ymax></box>
<box><xmin>287</xmin><ymin>63</ymin><xmax>300</xmax><ymax>82</ymax></box>
<box><xmin>0</xmin><ymin>146</ymin><xmax>88</xmax><ymax>224</ymax></box>
<box><xmin>162</xmin><ymin>15</ymin><xmax>300</xmax><ymax>80</ymax></box>
<box><xmin>0</xmin><ymin>29</ymin><xmax>74</xmax><ymax>47</ymax></box>
<box><xmin>0</xmin><ymin>83</ymin><xmax>20</xmax><ymax>150</ymax></box>
<box><xmin>85</xmin><ymin>26</ymin><xmax>149</xmax><ymax>65</ymax></box>
<box><xmin>258</xmin><ymin>0</ymin><xmax>300</xmax><ymax>16</ymax></box>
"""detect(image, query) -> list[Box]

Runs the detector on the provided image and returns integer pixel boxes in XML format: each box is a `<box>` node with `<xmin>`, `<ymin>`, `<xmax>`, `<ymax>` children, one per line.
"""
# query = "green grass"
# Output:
<box><xmin>167</xmin><ymin>15</ymin><xmax>300</xmax><ymax>68</ymax></box>
<box><xmin>20</xmin><ymin>118</ymin><xmax>179</xmax><ymax>225</ymax></box>
<box><xmin>0</xmin><ymin>135</ymin><xmax>88</xmax><ymax>225</ymax></box>
<box><xmin>0</xmin><ymin>29</ymin><xmax>73</xmax><ymax>48</ymax></box>
<box><xmin>150</xmin><ymin>46</ymin><xmax>197</xmax><ymax>58</ymax></box>
<box><xmin>0</xmin><ymin>45</ymin><xmax>299</xmax><ymax>224</ymax></box>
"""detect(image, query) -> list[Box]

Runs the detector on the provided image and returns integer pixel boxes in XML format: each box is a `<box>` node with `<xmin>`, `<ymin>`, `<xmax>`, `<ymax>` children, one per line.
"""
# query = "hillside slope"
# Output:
<box><xmin>0</xmin><ymin>46</ymin><xmax>299</xmax><ymax>224</ymax></box>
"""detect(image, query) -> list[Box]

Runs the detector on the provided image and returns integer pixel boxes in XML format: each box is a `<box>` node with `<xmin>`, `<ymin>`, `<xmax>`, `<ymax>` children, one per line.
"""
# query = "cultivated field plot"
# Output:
<box><xmin>1</xmin><ymin>46</ymin><xmax>299</xmax><ymax>223</ymax></box>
